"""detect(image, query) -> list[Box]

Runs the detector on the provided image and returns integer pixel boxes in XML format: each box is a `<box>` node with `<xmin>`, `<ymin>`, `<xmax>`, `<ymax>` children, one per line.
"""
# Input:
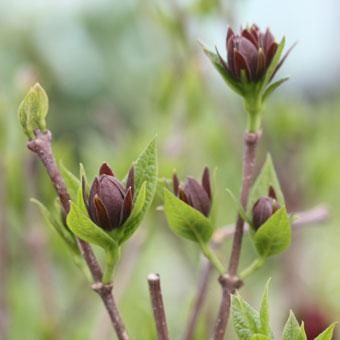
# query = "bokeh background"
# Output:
<box><xmin>1</xmin><ymin>0</ymin><xmax>340</xmax><ymax>339</ymax></box>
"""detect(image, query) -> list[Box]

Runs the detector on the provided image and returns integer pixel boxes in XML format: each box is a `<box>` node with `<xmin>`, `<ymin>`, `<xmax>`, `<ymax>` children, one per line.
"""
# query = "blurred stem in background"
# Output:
<box><xmin>24</xmin><ymin>156</ymin><xmax>59</xmax><ymax>338</ymax></box>
<box><xmin>0</xmin><ymin>158</ymin><xmax>9</xmax><ymax>340</ymax></box>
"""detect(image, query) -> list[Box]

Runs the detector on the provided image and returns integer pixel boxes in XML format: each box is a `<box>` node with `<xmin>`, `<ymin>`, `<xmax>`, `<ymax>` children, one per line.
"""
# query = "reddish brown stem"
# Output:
<box><xmin>27</xmin><ymin>129</ymin><xmax>129</xmax><ymax>340</ymax></box>
<box><xmin>214</xmin><ymin>132</ymin><xmax>260</xmax><ymax>340</ymax></box>
<box><xmin>148</xmin><ymin>273</ymin><xmax>169</xmax><ymax>340</ymax></box>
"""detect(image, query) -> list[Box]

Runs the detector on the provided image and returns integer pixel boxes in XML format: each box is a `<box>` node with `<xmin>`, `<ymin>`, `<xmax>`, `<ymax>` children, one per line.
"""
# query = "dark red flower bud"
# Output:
<box><xmin>84</xmin><ymin>163</ymin><xmax>134</xmax><ymax>231</ymax></box>
<box><xmin>252</xmin><ymin>186</ymin><xmax>280</xmax><ymax>230</ymax></box>
<box><xmin>219</xmin><ymin>24</ymin><xmax>292</xmax><ymax>82</ymax></box>
<box><xmin>172</xmin><ymin>167</ymin><xmax>212</xmax><ymax>217</ymax></box>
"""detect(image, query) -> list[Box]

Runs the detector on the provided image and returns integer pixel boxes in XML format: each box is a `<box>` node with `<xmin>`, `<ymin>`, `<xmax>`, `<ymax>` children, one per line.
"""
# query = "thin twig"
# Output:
<box><xmin>214</xmin><ymin>132</ymin><xmax>260</xmax><ymax>340</ymax></box>
<box><xmin>27</xmin><ymin>129</ymin><xmax>129</xmax><ymax>340</ymax></box>
<box><xmin>148</xmin><ymin>273</ymin><xmax>169</xmax><ymax>340</ymax></box>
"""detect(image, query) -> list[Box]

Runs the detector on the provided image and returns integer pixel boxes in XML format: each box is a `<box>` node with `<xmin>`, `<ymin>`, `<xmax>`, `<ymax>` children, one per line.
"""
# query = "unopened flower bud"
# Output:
<box><xmin>252</xmin><ymin>187</ymin><xmax>280</xmax><ymax>230</ymax></box>
<box><xmin>218</xmin><ymin>24</ymin><xmax>293</xmax><ymax>83</ymax></box>
<box><xmin>83</xmin><ymin>163</ymin><xmax>134</xmax><ymax>231</ymax></box>
<box><xmin>173</xmin><ymin>167</ymin><xmax>212</xmax><ymax>217</ymax></box>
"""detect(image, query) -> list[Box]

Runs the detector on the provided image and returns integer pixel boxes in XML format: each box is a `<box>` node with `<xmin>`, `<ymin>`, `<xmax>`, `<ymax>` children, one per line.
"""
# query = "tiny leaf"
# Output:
<box><xmin>282</xmin><ymin>311</ymin><xmax>307</xmax><ymax>340</ymax></box>
<box><xmin>232</xmin><ymin>293</ymin><xmax>262</xmax><ymax>339</ymax></box>
<box><xmin>18</xmin><ymin>83</ymin><xmax>49</xmax><ymax>139</ymax></box>
<box><xmin>314</xmin><ymin>322</ymin><xmax>337</xmax><ymax>340</ymax></box>
<box><xmin>163</xmin><ymin>189</ymin><xmax>213</xmax><ymax>243</ymax></box>
<box><xmin>60</xmin><ymin>161</ymin><xmax>80</xmax><ymax>201</ymax></box>
<box><xmin>253</xmin><ymin>208</ymin><xmax>291</xmax><ymax>258</ymax></box>
<box><xmin>251</xmin><ymin>335</ymin><xmax>270</xmax><ymax>340</ymax></box>
<box><xmin>259</xmin><ymin>279</ymin><xmax>273</xmax><ymax>338</ymax></box>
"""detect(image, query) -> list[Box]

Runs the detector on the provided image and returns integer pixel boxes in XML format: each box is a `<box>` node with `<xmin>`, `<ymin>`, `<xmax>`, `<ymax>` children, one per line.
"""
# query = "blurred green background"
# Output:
<box><xmin>1</xmin><ymin>0</ymin><xmax>340</xmax><ymax>339</ymax></box>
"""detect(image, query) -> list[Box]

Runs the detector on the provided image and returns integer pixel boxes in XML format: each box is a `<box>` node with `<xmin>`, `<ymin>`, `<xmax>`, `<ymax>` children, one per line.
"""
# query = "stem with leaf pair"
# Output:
<box><xmin>27</xmin><ymin>129</ymin><xmax>129</xmax><ymax>340</ymax></box>
<box><xmin>214</xmin><ymin>128</ymin><xmax>261</xmax><ymax>340</ymax></box>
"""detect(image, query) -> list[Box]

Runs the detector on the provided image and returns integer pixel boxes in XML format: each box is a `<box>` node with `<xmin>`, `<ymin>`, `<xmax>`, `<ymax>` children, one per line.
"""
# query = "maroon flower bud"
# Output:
<box><xmin>218</xmin><ymin>24</ymin><xmax>293</xmax><ymax>82</ymax></box>
<box><xmin>172</xmin><ymin>167</ymin><xmax>212</xmax><ymax>217</ymax></box>
<box><xmin>252</xmin><ymin>186</ymin><xmax>280</xmax><ymax>230</ymax></box>
<box><xmin>83</xmin><ymin>163</ymin><xmax>134</xmax><ymax>231</ymax></box>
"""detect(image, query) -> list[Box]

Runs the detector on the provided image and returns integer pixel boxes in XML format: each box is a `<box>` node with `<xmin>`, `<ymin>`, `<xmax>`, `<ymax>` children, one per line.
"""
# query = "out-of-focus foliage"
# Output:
<box><xmin>1</xmin><ymin>0</ymin><xmax>340</xmax><ymax>339</ymax></box>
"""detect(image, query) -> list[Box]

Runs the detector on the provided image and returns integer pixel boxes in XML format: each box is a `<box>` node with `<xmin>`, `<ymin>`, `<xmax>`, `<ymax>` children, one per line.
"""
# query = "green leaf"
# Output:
<box><xmin>31</xmin><ymin>199</ymin><xmax>80</xmax><ymax>256</ymax></box>
<box><xmin>314</xmin><ymin>322</ymin><xmax>337</xmax><ymax>340</ymax></box>
<box><xmin>232</xmin><ymin>293</ymin><xmax>262</xmax><ymax>340</ymax></box>
<box><xmin>163</xmin><ymin>189</ymin><xmax>213</xmax><ymax>243</ymax></box>
<box><xmin>262</xmin><ymin>77</ymin><xmax>289</xmax><ymax>102</ymax></box>
<box><xmin>261</xmin><ymin>37</ymin><xmax>286</xmax><ymax>89</ymax></box>
<box><xmin>253</xmin><ymin>208</ymin><xmax>291</xmax><ymax>258</ymax></box>
<box><xmin>18</xmin><ymin>83</ymin><xmax>49</xmax><ymax>139</ymax></box>
<box><xmin>67</xmin><ymin>201</ymin><xmax>117</xmax><ymax>251</ymax></box>
<box><xmin>259</xmin><ymin>280</ymin><xmax>273</xmax><ymax>338</ymax></box>
<box><xmin>200</xmin><ymin>42</ymin><xmax>244</xmax><ymax>96</ymax></box>
<box><xmin>282</xmin><ymin>311</ymin><xmax>307</xmax><ymax>340</ymax></box>
<box><xmin>111</xmin><ymin>181</ymin><xmax>147</xmax><ymax>244</ymax></box>
<box><xmin>113</xmin><ymin>137</ymin><xmax>158</xmax><ymax>244</ymax></box>
<box><xmin>248</xmin><ymin>154</ymin><xmax>285</xmax><ymax>213</ymax></box>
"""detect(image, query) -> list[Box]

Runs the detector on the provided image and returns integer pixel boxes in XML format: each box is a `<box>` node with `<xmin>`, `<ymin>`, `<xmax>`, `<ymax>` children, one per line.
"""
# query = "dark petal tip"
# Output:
<box><xmin>268</xmin><ymin>186</ymin><xmax>277</xmax><ymax>199</ymax></box>
<box><xmin>172</xmin><ymin>172</ymin><xmax>180</xmax><ymax>196</ymax></box>
<box><xmin>201</xmin><ymin>167</ymin><xmax>212</xmax><ymax>200</ymax></box>
<box><xmin>94</xmin><ymin>194</ymin><xmax>112</xmax><ymax>231</ymax></box>
<box><xmin>126</xmin><ymin>166</ymin><xmax>135</xmax><ymax>196</ymax></box>
<box><xmin>120</xmin><ymin>187</ymin><xmax>133</xmax><ymax>225</ymax></box>
<box><xmin>99</xmin><ymin>162</ymin><xmax>114</xmax><ymax>176</ymax></box>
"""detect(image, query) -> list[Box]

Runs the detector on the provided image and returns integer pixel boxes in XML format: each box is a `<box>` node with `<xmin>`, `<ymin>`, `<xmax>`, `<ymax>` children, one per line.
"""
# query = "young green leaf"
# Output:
<box><xmin>163</xmin><ymin>189</ymin><xmax>213</xmax><ymax>243</ymax></box>
<box><xmin>314</xmin><ymin>322</ymin><xmax>337</xmax><ymax>340</ymax></box>
<box><xmin>232</xmin><ymin>293</ymin><xmax>262</xmax><ymax>340</ymax></box>
<box><xmin>253</xmin><ymin>208</ymin><xmax>291</xmax><ymax>258</ymax></box>
<box><xmin>282</xmin><ymin>311</ymin><xmax>307</xmax><ymax>340</ymax></box>
<box><xmin>31</xmin><ymin>198</ymin><xmax>80</xmax><ymax>256</ymax></box>
<box><xmin>67</xmin><ymin>201</ymin><xmax>117</xmax><ymax>251</ymax></box>
<box><xmin>259</xmin><ymin>279</ymin><xmax>273</xmax><ymax>338</ymax></box>
<box><xmin>262</xmin><ymin>77</ymin><xmax>289</xmax><ymax>102</ymax></box>
<box><xmin>133</xmin><ymin>137</ymin><xmax>158</xmax><ymax>206</ymax></box>
<box><xmin>248</xmin><ymin>154</ymin><xmax>285</xmax><ymax>212</ymax></box>
<box><xmin>18</xmin><ymin>83</ymin><xmax>49</xmax><ymax>139</ymax></box>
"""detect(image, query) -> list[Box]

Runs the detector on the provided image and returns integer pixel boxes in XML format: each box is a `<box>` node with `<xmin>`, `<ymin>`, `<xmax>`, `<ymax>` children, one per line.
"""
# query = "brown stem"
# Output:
<box><xmin>148</xmin><ymin>273</ymin><xmax>169</xmax><ymax>340</ymax></box>
<box><xmin>92</xmin><ymin>283</ymin><xmax>130</xmax><ymax>340</ymax></box>
<box><xmin>214</xmin><ymin>131</ymin><xmax>260</xmax><ymax>340</ymax></box>
<box><xmin>27</xmin><ymin>129</ymin><xmax>129</xmax><ymax>340</ymax></box>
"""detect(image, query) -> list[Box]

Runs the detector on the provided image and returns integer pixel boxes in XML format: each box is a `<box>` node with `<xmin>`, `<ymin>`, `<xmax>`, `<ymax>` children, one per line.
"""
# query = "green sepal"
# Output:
<box><xmin>163</xmin><ymin>188</ymin><xmax>213</xmax><ymax>243</ymax></box>
<box><xmin>314</xmin><ymin>322</ymin><xmax>337</xmax><ymax>340</ymax></box>
<box><xmin>253</xmin><ymin>208</ymin><xmax>291</xmax><ymax>258</ymax></box>
<box><xmin>260</xmin><ymin>37</ymin><xmax>286</xmax><ymax>93</ymax></box>
<box><xmin>282</xmin><ymin>311</ymin><xmax>307</xmax><ymax>340</ymax></box>
<box><xmin>200</xmin><ymin>42</ymin><xmax>244</xmax><ymax>96</ymax></box>
<box><xmin>110</xmin><ymin>181</ymin><xmax>147</xmax><ymax>244</ymax></box>
<box><xmin>18</xmin><ymin>83</ymin><xmax>49</xmax><ymax>139</ymax></box>
<box><xmin>262</xmin><ymin>77</ymin><xmax>289</xmax><ymax>102</ymax></box>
